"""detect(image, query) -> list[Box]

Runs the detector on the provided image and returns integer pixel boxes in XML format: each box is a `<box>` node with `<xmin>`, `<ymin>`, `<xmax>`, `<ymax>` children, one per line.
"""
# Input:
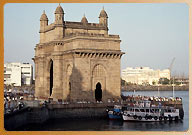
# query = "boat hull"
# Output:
<box><xmin>108</xmin><ymin>114</ymin><xmax>122</xmax><ymax>120</ymax></box>
<box><xmin>122</xmin><ymin>115</ymin><xmax>179</xmax><ymax>122</ymax></box>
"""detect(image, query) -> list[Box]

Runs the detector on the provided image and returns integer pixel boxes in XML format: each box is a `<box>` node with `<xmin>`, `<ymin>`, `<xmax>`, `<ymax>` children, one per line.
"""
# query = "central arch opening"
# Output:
<box><xmin>50</xmin><ymin>60</ymin><xmax>53</xmax><ymax>96</ymax></box>
<box><xmin>69</xmin><ymin>82</ymin><xmax>71</xmax><ymax>91</ymax></box>
<box><xmin>95</xmin><ymin>82</ymin><xmax>102</xmax><ymax>102</ymax></box>
<box><xmin>92</xmin><ymin>64</ymin><xmax>106</xmax><ymax>102</ymax></box>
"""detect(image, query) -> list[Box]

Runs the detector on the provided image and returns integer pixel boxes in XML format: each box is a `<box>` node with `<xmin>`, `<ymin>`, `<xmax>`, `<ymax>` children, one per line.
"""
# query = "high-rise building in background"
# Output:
<box><xmin>4</xmin><ymin>63</ymin><xmax>33</xmax><ymax>86</ymax></box>
<box><xmin>121</xmin><ymin>67</ymin><xmax>170</xmax><ymax>85</ymax></box>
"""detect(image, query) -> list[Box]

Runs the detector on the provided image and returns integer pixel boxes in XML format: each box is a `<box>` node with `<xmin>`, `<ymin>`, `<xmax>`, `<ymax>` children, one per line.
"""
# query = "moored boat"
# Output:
<box><xmin>122</xmin><ymin>106</ymin><xmax>181</xmax><ymax>122</ymax></box>
<box><xmin>120</xmin><ymin>94</ymin><xmax>184</xmax><ymax>122</ymax></box>
<box><xmin>107</xmin><ymin>94</ymin><xmax>184</xmax><ymax>122</ymax></box>
<box><xmin>107</xmin><ymin>105</ymin><xmax>122</xmax><ymax>120</ymax></box>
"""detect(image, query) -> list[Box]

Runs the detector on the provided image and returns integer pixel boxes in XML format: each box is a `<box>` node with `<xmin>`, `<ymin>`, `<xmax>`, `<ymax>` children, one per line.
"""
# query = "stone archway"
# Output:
<box><xmin>67</xmin><ymin>65</ymin><xmax>72</xmax><ymax>91</ymax></box>
<box><xmin>92</xmin><ymin>64</ymin><xmax>106</xmax><ymax>102</ymax></box>
<box><xmin>50</xmin><ymin>60</ymin><xmax>53</xmax><ymax>96</ymax></box>
<box><xmin>95</xmin><ymin>82</ymin><xmax>102</xmax><ymax>101</ymax></box>
<box><xmin>64</xmin><ymin>65</ymin><xmax>72</xmax><ymax>99</ymax></box>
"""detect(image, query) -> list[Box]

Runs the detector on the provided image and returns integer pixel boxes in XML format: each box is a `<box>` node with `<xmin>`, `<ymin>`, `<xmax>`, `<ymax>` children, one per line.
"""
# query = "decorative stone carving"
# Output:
<box><xmin>33</xmin><ymin>5</ymin><xmax>124</xmax><ymax>102</ymax></box>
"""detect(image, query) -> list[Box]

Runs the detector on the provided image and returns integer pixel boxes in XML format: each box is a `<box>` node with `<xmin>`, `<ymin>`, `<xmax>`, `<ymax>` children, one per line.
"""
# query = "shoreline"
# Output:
<box><xmin>122</xmin><ymin>89</ymin><xmax>189</xmax><ymax>92</ymax></box>
<box><xmin>121</xmin><ymin>85</ymin><xmax>189</xmax><ymax>91</ymax></box>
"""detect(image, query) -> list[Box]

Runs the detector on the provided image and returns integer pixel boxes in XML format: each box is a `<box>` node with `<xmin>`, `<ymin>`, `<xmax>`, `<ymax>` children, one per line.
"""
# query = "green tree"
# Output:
<box><xmin>159</xmin><ymin>78</ymin><xmax>170</xmax><ymax>85</ymax></box>
<box><xmin>152</xmin><ymin>81</ymin><xmax>156</xmax><ymax>85</ymax></box>
<box><xmin>170</xmin><ymin>78</ymin><xmax>181</xmax><ymax>85</ymax></box>
<box><xmin>121</xmin><ymin>78</ymin><xmax>126</xmax><ymax>86</ymax></box>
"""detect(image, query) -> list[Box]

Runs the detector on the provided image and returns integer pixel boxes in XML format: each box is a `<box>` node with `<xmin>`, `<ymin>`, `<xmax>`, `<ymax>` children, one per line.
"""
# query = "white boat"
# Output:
<box><xmin>122</xmin><ymin>106</ymin><xmax>181</xmax><ymax>122</ymax></box>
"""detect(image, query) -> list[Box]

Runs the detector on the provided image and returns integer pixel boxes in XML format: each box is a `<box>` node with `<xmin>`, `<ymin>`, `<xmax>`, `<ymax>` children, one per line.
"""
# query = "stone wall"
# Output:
<box><xmin>4</xmin><ymin>107</ymin><xmax>49</xmax><ymax>131</ymax></box>
<box><xmin>4</xmin><ymin>105</ymin><xmax>110</xmax><ymax>130</ymax></box>
<box><xmin>49</xmin><ymin>107</ymin><xmax>107</xmax><ymax>120</ymax></box>
<box><xmin>4</xmin><ymin>108</ymin><xmax>28</xmax><ymax>130</ymax></box>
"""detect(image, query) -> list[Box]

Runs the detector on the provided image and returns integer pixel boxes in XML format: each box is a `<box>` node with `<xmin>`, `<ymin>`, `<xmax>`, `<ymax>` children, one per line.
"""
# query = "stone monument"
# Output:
<box><xmin>33</xmin><ymin>4</ymin><xmax>124</xmax><ymax>102</ymax></box>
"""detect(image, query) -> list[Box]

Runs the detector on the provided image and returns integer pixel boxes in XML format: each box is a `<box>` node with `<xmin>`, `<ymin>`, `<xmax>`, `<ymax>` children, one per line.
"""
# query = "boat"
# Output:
<box><xmin>107</xmin><ymin>93</ymin><xmax>184</xmax><ymax>122</ymax></box>
<box><xmin>107</xmin><ymin>105</ymin><xmax>122</xmax><ymax>120</ymax></box>
<box><xmin>122</xmin><ymin>106</ymin><xmax>181</xmax><ymax>121</ymax></box>
<box><xmin>121</xmin><ymin>98</ymin><xmax>184</xmax><ymax>122</ymax></box>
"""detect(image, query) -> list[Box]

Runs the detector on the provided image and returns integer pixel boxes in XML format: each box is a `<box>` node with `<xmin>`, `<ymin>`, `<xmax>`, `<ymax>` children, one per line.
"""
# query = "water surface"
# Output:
<box><xmin>18</xmin><ymin>90</ymin><xmax>189</xmax><ymax>131</ymax></box>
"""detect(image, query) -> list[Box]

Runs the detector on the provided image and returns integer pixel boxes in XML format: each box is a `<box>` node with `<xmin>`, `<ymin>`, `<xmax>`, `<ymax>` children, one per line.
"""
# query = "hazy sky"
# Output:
<box><xmin>4</xmin><ymin>3</ymin><xmax>189</xmax><ymax>77</ymax></box>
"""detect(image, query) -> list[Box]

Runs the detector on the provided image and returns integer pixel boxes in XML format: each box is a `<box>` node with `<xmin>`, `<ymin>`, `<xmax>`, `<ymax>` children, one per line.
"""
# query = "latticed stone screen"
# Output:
<box><xmin>93</xmin><ymin>64</ymin><xmax>105</xmax><ymax>77</ymax></box>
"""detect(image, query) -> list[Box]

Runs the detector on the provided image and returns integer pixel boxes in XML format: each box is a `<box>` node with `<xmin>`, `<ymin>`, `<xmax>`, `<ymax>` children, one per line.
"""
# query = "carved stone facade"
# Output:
<box><xmin>33</xmin><ymin>5</ymin><xmax>124</xmax><ymax>102</ymax></box>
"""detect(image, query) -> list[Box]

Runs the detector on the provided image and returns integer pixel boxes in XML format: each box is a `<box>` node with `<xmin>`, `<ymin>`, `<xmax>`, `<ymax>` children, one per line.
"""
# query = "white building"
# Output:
<box><xmin>121</xmin><ymin>67</ymin><xmax>170</xmax><ymax>85</ymax></box>
<box><xmin>4</xmin><ymin>63</ymin><xmax>33</xmax><ymax>86</ymax></box>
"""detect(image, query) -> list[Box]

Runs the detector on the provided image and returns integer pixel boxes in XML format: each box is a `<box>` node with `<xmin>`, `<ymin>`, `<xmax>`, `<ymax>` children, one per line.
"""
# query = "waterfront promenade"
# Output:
<box><xmin>4</xmin><ymin>84</ymin><xmax>186</xmax><ymax>131</ymax></box>
<box><xmin>4</xmin><ymin>93</ymin><xmax>184</xmax><ymax>131</ymax></box>
<box><xmin>122</xmin><ymin>84</ymin><xmax>189</xmax><ymax>91</ymax></box>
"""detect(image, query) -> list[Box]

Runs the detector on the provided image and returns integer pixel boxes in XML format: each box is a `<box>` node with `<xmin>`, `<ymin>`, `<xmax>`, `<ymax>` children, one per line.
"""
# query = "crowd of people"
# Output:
<box><xmin>4</xmin><ymin>91</ymin><xmax>24</xmax><ymax>114</ymax></box>
<box><xmin>121</xmin><ymin>94</ymin><xmax>182</xmax><ymax>108</ymax></box>
<box><xmin>4</xmin><ymin>87</ymin><xmax>35</xmax><ymax>114</ymax></box>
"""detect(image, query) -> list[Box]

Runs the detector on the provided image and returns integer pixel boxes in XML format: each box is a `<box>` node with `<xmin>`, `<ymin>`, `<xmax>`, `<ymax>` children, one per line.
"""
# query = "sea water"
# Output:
<box><xmin>18</xmin><ymin>90</ymin><xmax>189</xmax><ymax>131</ymax></box>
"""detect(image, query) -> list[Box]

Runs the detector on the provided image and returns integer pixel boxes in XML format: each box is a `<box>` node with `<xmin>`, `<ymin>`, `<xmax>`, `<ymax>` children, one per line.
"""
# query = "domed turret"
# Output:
<box><xmin>40</xmin><ymin>10</ymin><xmax>48</xmax><ymax>21</ymax></box>
<box><xmin>99</xmin><ymin>7</ymin><xmax>108</xmax><ymax>18</ymax></box>
<box><xmin>81</xmin><ymin>14</ymin><xmax>88</xmax><ymax>24</ymax></box>
<box><xmin>55</xmin><ymin>4</ymin><xmax>64</xmax><ymax>14</ymax></box>
<box><xmin>40</xmin><ymin>10</ymin><xmax>48</xmax><ymax>30</ymax></box>
<box><xmin>99</xmin><ymin>7</ymin><xmax>108</xmax><ymax>27</ymax></box>
<box><xmin>55</xmin><ymin>4</ymin><xmax>64</xmax><ymax>25</ymax></box>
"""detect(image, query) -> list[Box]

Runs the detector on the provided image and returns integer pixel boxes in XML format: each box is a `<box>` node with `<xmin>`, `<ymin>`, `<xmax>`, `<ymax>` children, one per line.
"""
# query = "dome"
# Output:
<box><xmin>55</xmin><ymin>4</ymin><xmax>64</xmax><ymax>14</ymax></box>
<box><xmin>40</xmin><ymin>10</ymin><xmax>48</xmax><ymax>21</ymax></box>
<box><xmin>99</xmin><ymin>7</ymin><xmax>108</xmax><ymax>18</ymax></box>
<box><xmin>81</xmin><ymin>15</ymin><xmax>88</xmax><ymax>24</ymax></box>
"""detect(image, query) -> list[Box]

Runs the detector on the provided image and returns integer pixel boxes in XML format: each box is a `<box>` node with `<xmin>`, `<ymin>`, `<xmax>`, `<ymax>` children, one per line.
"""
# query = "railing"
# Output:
<box><xmin>64</xmin><ymin>33</ymin><xmax>119</xmax><ymax>39</ymax></box>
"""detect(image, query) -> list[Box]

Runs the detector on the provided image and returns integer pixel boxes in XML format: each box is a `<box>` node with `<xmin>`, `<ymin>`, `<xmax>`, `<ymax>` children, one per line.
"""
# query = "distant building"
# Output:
<box><xmin>173</xmin><ymin>77</ymin><xmax>189</xmax><ymax>86</ymax></box>
<box><xmin>4</xmin><ymin>63</ymin><xmax>33</xmax><ymax>86</ymax></box>
<box><xmin>121</xmin><ymin>67</ymin><xmax>170</xmax><ymax>85</ymax></box>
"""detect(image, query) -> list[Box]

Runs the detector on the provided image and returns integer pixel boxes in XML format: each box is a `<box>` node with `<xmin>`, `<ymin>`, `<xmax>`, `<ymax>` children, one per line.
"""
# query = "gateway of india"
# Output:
<box><xmin>33</xmin><ymin>4</ymin><xmax>124</xmax><ymax>102</ymax></box>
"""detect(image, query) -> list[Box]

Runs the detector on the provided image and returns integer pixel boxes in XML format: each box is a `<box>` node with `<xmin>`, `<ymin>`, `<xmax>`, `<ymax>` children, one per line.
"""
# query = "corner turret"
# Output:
<box><xmin>81</xmin><ymin>14</ymin><xmax>88</xmax><ymax>24</ymax></box>
<box><xmin>40</xmin><ymin>10</ymin><xmax>48</xmax><ymax>30</ymax></box>
<box><xmin>55</xmin><ymin>4</ymin><xmax>64</xmax><ymax>25</ymax></box>
<box><xmin>99</xmin><ymin>7</ymin><xmax>108</xmax><ymax>27</ymax></box>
